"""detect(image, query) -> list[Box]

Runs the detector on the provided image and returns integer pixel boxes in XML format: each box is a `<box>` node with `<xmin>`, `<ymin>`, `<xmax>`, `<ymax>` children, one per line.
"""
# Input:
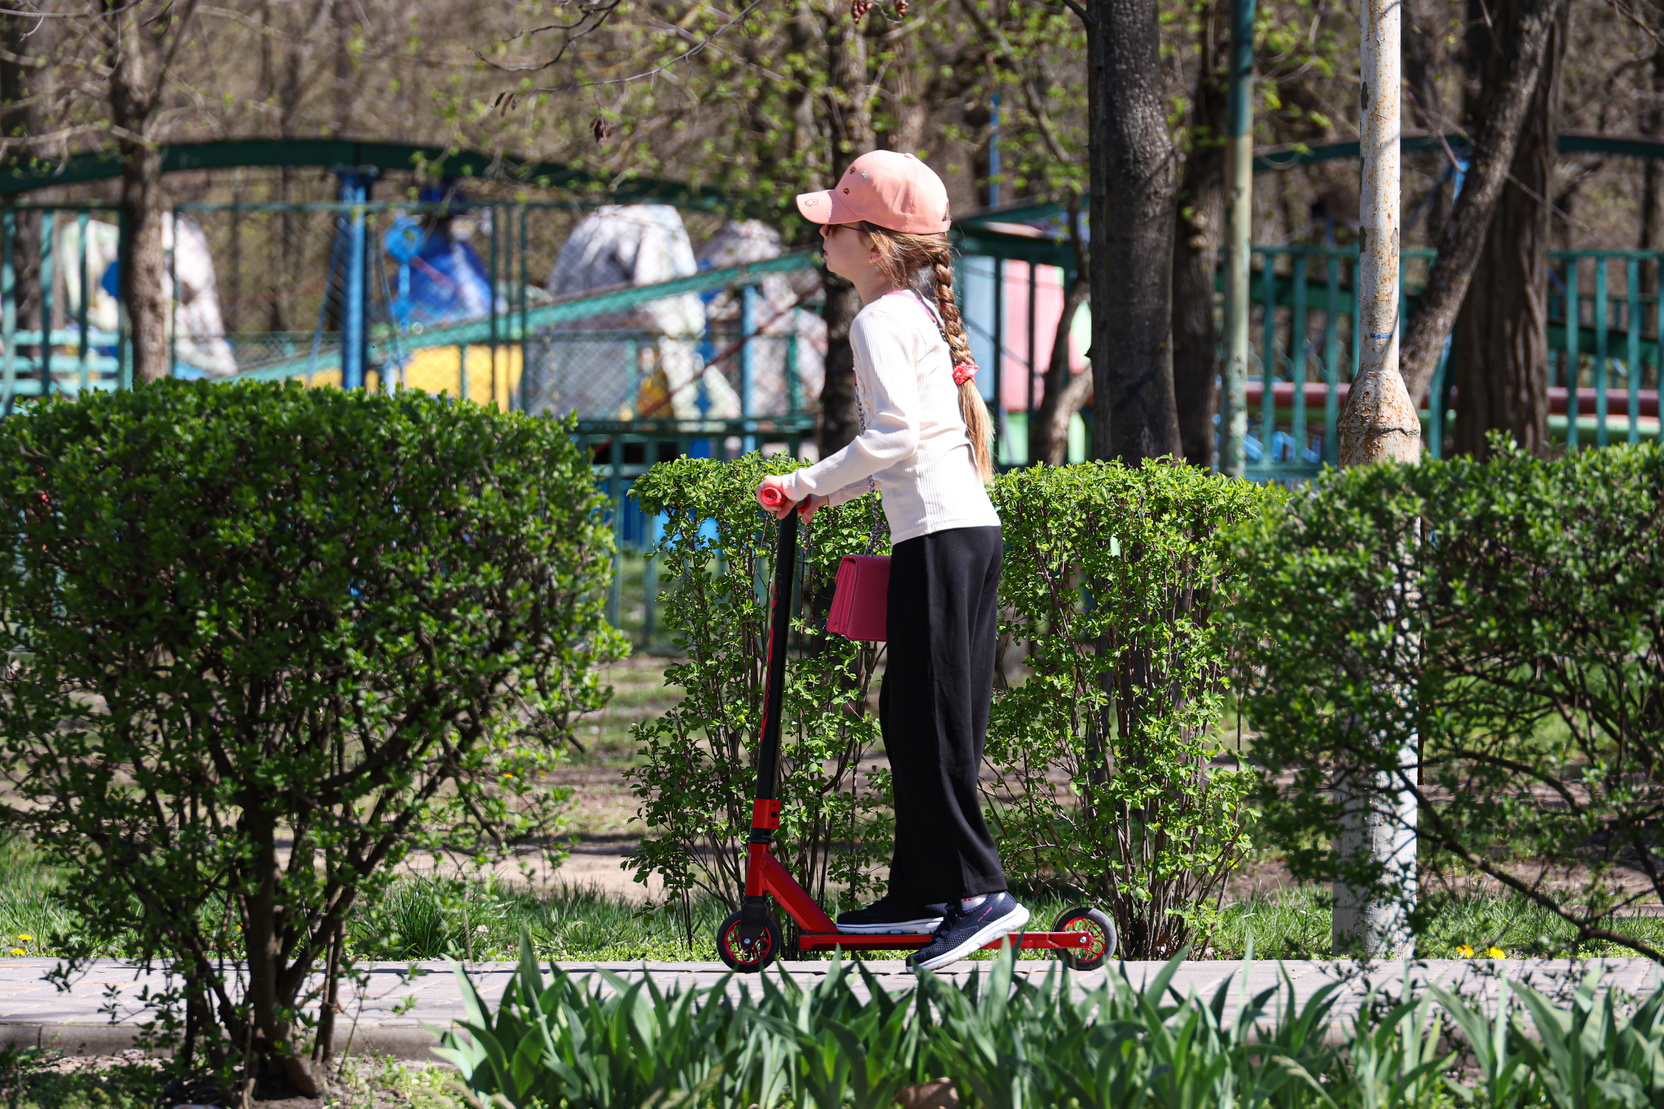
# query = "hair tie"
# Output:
<box><xmin>952</xmin><ymin>363</ymin><xmax>977</xmax><ymax>387</ymax></box>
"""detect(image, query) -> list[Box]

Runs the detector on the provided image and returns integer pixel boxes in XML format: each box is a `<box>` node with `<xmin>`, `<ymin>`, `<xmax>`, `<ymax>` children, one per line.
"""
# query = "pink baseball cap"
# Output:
<box><xmin>795</xmin><ymin>150</ymin><xmax>952</xmax><ymax>235</ymax></box>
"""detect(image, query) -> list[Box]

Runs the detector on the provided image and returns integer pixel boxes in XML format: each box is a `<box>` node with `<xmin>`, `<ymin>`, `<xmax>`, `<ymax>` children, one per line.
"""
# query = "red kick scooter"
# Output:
<box><xmin>713</xmin><ymin>491</ymin><xmax>1118</xmax><ymax>972</ymax></box>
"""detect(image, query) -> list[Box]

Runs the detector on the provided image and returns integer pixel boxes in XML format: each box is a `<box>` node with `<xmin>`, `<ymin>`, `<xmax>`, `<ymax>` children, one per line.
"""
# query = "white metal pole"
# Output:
<box><xmin>1342</xmin><ymin>0</ymin><xmax>1420</xmax><ymax>467</ymax></box>
<box><xmin>1219</xmin><ymin>0</ymin><xmax>1255</xmax><ymax>477</ymax></box>
<box><xmin>1332</xmin><ymin>0</ymin><xmax>1421</xmax><ymax>958</ymax></box>
<box><xmin>1357</xmin><ymin>0</ymin><xmax>1403</xmax><ymax>419</ymax></box>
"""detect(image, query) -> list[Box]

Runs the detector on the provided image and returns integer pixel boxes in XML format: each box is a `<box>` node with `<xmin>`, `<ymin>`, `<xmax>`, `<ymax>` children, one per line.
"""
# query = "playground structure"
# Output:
<box><xmin>2</xmin><ymin>135</ymin><xmax>1662</xmax><ymax>637</ymax></box>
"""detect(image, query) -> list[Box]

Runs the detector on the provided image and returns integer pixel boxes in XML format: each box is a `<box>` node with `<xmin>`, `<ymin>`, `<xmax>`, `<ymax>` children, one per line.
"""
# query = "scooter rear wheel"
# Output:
<box><xmin>716</xmin><ymin>909</ymin><xmax>783</xmax><ymax>972</ymax></box>
<box><xmin>1051</xmin><ymin>907</ymin><xmax>1117</xmax><ymax>971</ymax></box>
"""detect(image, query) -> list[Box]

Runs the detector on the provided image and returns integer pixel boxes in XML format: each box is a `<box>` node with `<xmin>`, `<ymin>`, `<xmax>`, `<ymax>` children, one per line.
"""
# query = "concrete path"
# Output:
<box><xmin>1</xmin><ymin>956</ymin><xmax>1658</xmax><ymax>1059</ymax></box>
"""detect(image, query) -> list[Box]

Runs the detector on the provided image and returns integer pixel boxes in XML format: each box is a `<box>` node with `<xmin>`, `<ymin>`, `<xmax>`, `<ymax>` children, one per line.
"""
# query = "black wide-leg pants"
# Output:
<box><xmin>880</xmin><ymin>525</ymin><xmax>1007</xmax><ymax>905</ymax></box>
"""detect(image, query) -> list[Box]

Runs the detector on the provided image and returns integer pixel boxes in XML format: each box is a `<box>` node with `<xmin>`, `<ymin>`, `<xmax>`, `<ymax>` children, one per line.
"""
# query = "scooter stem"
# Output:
<box><xmin>738</xmin><ymin>509</ymin><xmax>797</xmax><ymax>942</ymax></box>
<box><xmin>753</xmin><ymin>508</ymin><xmax>797</xmax><ymax>811</ymax></box>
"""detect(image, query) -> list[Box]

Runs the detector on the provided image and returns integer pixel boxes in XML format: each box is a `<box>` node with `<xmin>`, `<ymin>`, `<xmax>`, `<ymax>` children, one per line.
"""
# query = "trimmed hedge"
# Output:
<box><xmin>629</xmin><ymin>456</ymin><xmax>1274</xmax><ymax>956</ymax></box>
<box><xmin>1236</xmin><ymin>443</ymin><xmax>1664</xmax><ymax>958</ymax></box>
<box><xmin>0</xmin><ymin>381</ymin><xmax>624</xmax><ymax>1091</ymax></box>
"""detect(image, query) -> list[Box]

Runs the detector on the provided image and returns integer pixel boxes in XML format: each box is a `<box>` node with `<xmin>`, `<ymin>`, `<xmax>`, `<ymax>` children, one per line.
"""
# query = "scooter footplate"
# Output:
<box><xmin>797</xmin><ymin>930</ymin><xmax>1098</xmax><ymax>952</ymax></box>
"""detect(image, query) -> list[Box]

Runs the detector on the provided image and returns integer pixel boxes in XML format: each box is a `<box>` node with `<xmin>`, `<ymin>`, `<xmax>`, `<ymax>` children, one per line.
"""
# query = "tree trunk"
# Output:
<box><xmin>1171</xmin><ymin>2</ymin><xmax>1229</xmax><ymax>468</ymax></box>
<box><xmin>118</xmin><ymin>149</ymin><xmax>171</xmax><ymax>384</ymax></box>
<box><xmin>818</xmin><ymin>279</ymin><xmax>866</xmax><ymax>454</ymax></box>
<box><xmin>877</xmin><ymin>22</ymin><xmax>929</xmax><ymax>156</ymax></box>
<box><xmin>242</xmin><ymin>807</ymin><xmax>320</xmax><ymax>1099</ymax></box>
<box><xmin>1396</xmin><ymin>0</ymin><xmax>1570</xmax><ymax>404</ymax></box>
<box><xmin>1402</xmin><ymin>0</ymin><xmax>1449</xmax><ymax>235</ymax></box>
<box><xmin>1029</xmin><ymin>274</ymin><xmax>1091</xmax><ymax>464</ymax></box>
<box><xmin>1640</xmin><ymin>42</ymin><xmax>1662</xmax><ymax>337</ymax></box>
<box><xmin>1042</xmin><ymin>353</ymin><xmax>1094</xmax><ymax>465</ymax></box>
<box><xmin>106</xmin><ymin>3</ymin><xmax>171</xmax><ymax>385</ymax></box>
<box><xmin>0</xmin><ymin>15</ymin><xmax>26</xmax><ymax>137</ymax></box>
<box><xmin>332</xmin><ymin>0</ymin><xmax>354</xmax><ymax>136</ymax></box>
<box><xmin>266</xmin><ymin>0</ymin><xmax>332</xmax><ymax>333</ymax></box>
<box><xmin>1086</xmin><ymin>0</ymin><xmax>1182</xmax><ymax>463</ymax></box>
<box><xmin>816</xmin><ymin>2</ymin><xmax>874</xmax><ymax>458</ymax></box>
<box><xmin>1400</xmin><ymin>0</ymin><xmax>1444</xmax><ymax>131</ymax></box>
<box><xmin>0</xmin><ymin>15</ymin><xmax>42</xmax><ymax>367</ymax></box>
<box><xmin>1449</xmin><ymin>0</ymin><xmax>1564</xmax><ymax>458</ymax></box>
<box><xmin>1338</xmin><ymin>0</ymin><xmax>1422</xmax><ymax>468</ymax></box>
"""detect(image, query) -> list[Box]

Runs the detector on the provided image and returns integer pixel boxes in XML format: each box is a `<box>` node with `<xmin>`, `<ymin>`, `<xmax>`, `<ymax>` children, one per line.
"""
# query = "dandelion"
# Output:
<box><xmin>1486</xmin><ymin>946</ymin><xmax>1507</xmax><ymax>959</ymax></box>
<box><xmin>15</xmin><ymin>934</ymin><xmax>31</xmax><ymax>941</ymax></box>
<box><xmin>1456</xmin><ymin>943</ymin><xmax>1475</xmax><ymax>958</ymax></box>
<box><xmin>7</xmin><ymin>948</ymin><xmax>23</xmax><ymax>957</ymax></box>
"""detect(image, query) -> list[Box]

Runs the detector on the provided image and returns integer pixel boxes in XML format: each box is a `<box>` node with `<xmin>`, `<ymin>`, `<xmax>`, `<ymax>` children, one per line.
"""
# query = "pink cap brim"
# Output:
<box><xmin>795</xmin><ymin>189</ymin><xmax>857</xmax><ymax>226</ymax></box>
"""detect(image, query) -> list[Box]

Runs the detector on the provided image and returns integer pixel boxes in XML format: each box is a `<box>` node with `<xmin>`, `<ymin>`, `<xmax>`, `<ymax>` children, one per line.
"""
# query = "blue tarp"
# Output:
<box><xmin>405</xmin><ymin>232</ymin><xmax>492</xmax><ymax>326</ymax></box>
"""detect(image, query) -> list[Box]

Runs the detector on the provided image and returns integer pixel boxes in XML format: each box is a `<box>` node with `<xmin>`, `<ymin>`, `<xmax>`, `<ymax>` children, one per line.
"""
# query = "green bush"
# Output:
<box><xmin>440</xmin><ymin>941</ymin><xmax>1664</xmax><ymax>1109</ymax></box>
<box><xmin>630</xmin><ymin>456</ymin><xmax>1270</xmax><ymax>956</ymax></box>
<box><xmin>627</xmin><ymin>455</ymin><xmax>892</xmax><ymax>918</ymax></box>
<box><xmin>989</xmin><ymin>462</ymin><xmax>1271</xmax><ymax>957</ymax></box>
<box><xmin>0</xmin><ymin>381</ymin><xmax>624</xmax><ymax>1095</ymax></box>
<box><xmin>1237</xmin><ymin>443</ymin><xmax>1664</xmax><ymax>956</ymax></box>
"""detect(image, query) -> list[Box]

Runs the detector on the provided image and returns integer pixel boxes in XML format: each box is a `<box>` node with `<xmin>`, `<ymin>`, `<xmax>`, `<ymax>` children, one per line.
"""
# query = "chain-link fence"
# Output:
<box><xmin>521</xmin><ymin>331</ymin><xmax>810</xmax><ymax>421</ymax></box>
<box><xmin>168</xmin><ymin>200</ymin><xmax>829</xmax><ymax>421</ymax></box>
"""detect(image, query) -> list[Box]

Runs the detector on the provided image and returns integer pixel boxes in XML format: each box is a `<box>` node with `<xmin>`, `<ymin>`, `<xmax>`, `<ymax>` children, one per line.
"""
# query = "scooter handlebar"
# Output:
<box><xmin>758</xmin><ymin>485</ymin><xmax>786</xmax><ymax>508</ymax></box>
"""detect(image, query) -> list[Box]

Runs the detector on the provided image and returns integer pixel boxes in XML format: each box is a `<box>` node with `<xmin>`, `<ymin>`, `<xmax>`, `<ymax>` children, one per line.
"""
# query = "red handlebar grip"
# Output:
<box><xmin>759</xmin><ymin>486</ymin><xmax>786</xmax><ymax>507</ymax></box>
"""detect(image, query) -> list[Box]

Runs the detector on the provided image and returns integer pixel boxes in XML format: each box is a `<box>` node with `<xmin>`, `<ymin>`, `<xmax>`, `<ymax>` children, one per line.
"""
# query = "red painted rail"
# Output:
<box><xmin>1245</xmin><ymin>381</ymin><xmax>1660</xmax><ymax>419</ymax></box>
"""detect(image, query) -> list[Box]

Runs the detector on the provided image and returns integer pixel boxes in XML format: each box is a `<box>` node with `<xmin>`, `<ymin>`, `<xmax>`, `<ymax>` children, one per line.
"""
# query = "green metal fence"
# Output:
<box><xmin>1</xmin><ymin>206</ymin><xmax>130</xmax><ymax>403</ymax></box>
<box><xmin>1552</xmin><ymin>251</ymin><xmax>1663</xmax><ymax>449</ymax></box>
<box><xmin>572</xmin><ymin>416</ymin><xmax>815</xmax><ymax>644</ymax></box>
<box><xmin>6</xmin><ymin>195</ymin><xmax>1662</xmax><ymax>640</ymax></box>
<box><xmin>1243</xmin><ymin>245</ymin><xmax>1662</xmax><ymax>479</ymax></box>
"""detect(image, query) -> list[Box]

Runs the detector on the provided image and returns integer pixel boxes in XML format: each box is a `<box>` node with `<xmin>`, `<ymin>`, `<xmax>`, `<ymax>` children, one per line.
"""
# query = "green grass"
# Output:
<box><xmin>0</xmin><ymin>835</ymin><xmax>1096</xmax><ymax>964</ymax></box>
<box><xmin>10</xmin><ymin>829</ymin><xmax>1664</xmax><ymax>965</ymax></box>
<box><xmin>349</xmin><ymin>876</ymin><xmax>731</xmax><ymax>962</ymax></box>
<box><xmin>571</xmin><ymin>650</ymin><xmax>685</xmax><ymax>768</ymax></box>
<box><xmin>0</xmin><ymin>1048</ymin><xmax>459</xmax><ymax>1109</ymax></box>
<box><xmin>612</xmin><ymin>551</ymin><xmax>680</xmax><ymax>657</ymax></box>
<box><xmin>0</xmin><ymin>838</ymin><xmax>82</xmax><ymax>960</ymax></box>
<box><xmin>350</xmin><ymin>876</ymin><xmax>1096</xmax><ymax>963</ymax></box>
<box><xmin>1209</xmin><ymin>883</ymin><xmax>1664</xmax><ymax>960</ymax></box>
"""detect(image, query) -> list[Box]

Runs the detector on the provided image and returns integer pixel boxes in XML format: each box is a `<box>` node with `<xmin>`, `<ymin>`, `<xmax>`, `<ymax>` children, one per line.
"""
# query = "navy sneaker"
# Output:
<box><xmin>835</xmin><ymin>895</ymin><xmax>949</xmax><ymax>935</ymax></box>
<box><xmin>907</xmin><ymin>892</ymin><xmax>1029</xmax><ymax>970</ymax></box>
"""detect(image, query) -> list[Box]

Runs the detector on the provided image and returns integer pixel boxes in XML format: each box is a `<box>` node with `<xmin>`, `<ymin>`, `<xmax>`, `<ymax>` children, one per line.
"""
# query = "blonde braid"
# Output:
<box><xmin>932</xmin><ymin>249</ymin><xmax>994</xmax><ymax>482</ymax></box>
<box><xmin>853</xmin><ymin>222</ymin><xmax>996</xmax><ymax>482</ymax></box>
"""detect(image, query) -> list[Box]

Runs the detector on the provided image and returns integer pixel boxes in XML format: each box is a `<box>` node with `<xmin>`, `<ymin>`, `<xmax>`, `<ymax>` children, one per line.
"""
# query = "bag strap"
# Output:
<box><xmin>853</xmin><ymin>390</ymin><xmax>886</xmax><ymax>558</ymax></box>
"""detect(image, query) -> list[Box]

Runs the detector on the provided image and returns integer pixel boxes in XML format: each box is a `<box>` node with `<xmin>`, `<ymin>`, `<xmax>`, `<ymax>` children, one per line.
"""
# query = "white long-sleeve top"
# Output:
<box><xmin>782</xmin><ymin>290</ymin><xmax>999</xmax><ymax>544</ymax></box>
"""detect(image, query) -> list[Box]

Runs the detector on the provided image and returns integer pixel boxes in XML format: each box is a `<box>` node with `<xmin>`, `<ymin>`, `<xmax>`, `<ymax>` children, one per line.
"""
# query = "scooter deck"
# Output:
<box><xmin>797</xmin><ymin>930</ymin><xmax>1099</xmax><ymax>953</ymax></box>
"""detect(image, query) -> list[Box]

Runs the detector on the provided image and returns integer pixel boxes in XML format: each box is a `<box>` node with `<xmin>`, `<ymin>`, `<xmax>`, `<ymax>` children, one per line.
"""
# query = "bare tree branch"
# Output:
<box><xmin>195</xmin><ymin>4</ymin><xmax>496</xmax><ymax>69</ymax></box>
<box><xmin>958</xmin><ymin>0</ymin><xmax>1080</xmax><ymax>173</ymax></box>
<box><xmin>495</xmin><ymin>0</ymin><xmax>766</xmax><ymax>94</ymax></box>
<box><xmin>1603</xmin><ymin>0</ymin><xmax>1664</xmax><ymax>46</ymax></box>
<box><xmin>476</xmin><ymin>0</ymin><xmax>627</xmax><ymax>75</ymax></box>
<box><xmin>0</xmin><ymin>0</ymin><xmax>145</xmax><ymax>18</ymax></box>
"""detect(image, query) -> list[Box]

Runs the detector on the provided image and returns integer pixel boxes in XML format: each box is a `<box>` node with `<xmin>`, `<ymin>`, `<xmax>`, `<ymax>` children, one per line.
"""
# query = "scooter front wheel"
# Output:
<box><xmin>1052</xmin><ymin>906</ymin><xmax>1118</xmax><ymax>971</ymax></box>
<box><xmin>716</xmin><ymin>908</ymin><xmax>783</xmax><ymax>972</ymax></box>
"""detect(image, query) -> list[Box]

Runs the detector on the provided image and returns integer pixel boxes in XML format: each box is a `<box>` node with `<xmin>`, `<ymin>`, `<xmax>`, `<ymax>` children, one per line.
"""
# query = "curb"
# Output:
<box><xmin>0</xmin><ymin>1022</ymin><xmax>449</xmax><ymax>1060</ymax></box>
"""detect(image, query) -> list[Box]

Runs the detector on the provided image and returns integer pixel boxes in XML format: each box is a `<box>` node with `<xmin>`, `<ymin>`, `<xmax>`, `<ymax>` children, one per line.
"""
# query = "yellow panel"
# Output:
<box><xmin>463</xmin><ymin>344</ymin><xmax>523</xmax><ymax>411</ymax></box>
<box><xmin>297</xmin><ymin>345</ymin><xmax>524</xmax><ymax>411</ymax></box>
<box><xmin>402</xmin><ymin>347</ymin><xmax>463</xmax><ymax>397</ymax></box>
